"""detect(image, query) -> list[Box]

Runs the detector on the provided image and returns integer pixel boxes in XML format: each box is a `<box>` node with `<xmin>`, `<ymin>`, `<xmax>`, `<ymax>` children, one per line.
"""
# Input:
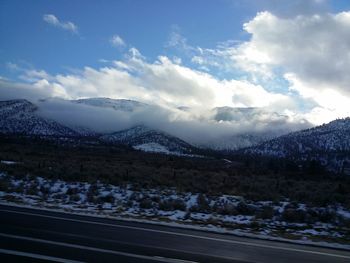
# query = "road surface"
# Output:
<box><xmin>0</xmin><ymin>204</ymin><xmax>349</xmax><ymax>262</ymax></box>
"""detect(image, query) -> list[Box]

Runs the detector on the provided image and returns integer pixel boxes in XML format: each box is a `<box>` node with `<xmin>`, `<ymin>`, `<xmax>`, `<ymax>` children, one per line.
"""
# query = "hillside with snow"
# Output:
<box><xmin>101</xmin><ymin>125</ymin><xmax>198</xmax><ymax>156</ymax></box>
<box><xmin>244</xmin><ymin>118</ymin><xmax>350</xmax><ymax>173</ymax></box>
<box><xmin>1</xmin><ymin>98</ymin><xmax>348</xmax><ymax>166</ymax></box>
<box><xmin>0</xmin><ymin>99</ymin><xmax>202</xmax><ymax>155</ymax></box>
<box><xmin>0</xmin><ymin>99</ymin><xmax>78</xmax><ymax>137</ymax></box>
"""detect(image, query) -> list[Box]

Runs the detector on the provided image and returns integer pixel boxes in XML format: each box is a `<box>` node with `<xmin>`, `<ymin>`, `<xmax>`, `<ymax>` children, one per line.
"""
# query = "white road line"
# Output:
<box><xmin>0</xmin><ymin>233</ymin><xmax>196</xmax><ymax>263</ymax></box>
<box><xmin>16</xmin><ymin>228</ymin><xmax>234</xmax><ymax>262</ymax></box>
<box><xmin>0</xmin><ymin>248</ymin><xmax>85</xmax><ymax>263</ymax></box>
<box><xmin>1</xmin><ymin>208</ymin><xmax>350</xmax><ymax>259</ymax></box>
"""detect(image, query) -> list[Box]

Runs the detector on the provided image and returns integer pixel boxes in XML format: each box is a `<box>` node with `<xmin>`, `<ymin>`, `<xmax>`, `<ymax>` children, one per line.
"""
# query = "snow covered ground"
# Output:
<box><xmin>0</xmin><ymin>160</ymin><xmax>18</xmax><ymax>165</ymax></box>
<box><xmin>0</xmin><ymin>172</ymin><xmax>349</xmax><ymax>249</ymax></box>
<box><xmin>133</xmin><ymin>142</ymin><xmax>202</xmax><ymax>157</ymax></box>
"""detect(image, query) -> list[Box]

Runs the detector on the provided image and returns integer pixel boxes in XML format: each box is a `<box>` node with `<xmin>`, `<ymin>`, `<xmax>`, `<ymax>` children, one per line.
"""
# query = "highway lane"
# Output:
<box><xmin>0</xmin><ymin>204</ymin><xmax>349</xmax><ymax>262</ymax></box>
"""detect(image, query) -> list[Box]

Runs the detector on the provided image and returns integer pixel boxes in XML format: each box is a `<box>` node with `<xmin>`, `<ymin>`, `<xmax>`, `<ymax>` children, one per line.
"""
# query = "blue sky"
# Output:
<box><xmin>0</xmin><ymin>1</ymin><xmax>255</xmax><ymax>79</ymax></box>
<box><xmin>1</xmin><ymin>0</ymin><xmax>350</xmax><ymax>125</ymax></box>
<box><xmin>1</xmin><ymin>0</ymin><xmax>347</xmax><ymax>76</ymax></box>
<box><xmin>1</xmin><ymin>0</ymin><xmax>250</xmax><ymax>75</ymax></box>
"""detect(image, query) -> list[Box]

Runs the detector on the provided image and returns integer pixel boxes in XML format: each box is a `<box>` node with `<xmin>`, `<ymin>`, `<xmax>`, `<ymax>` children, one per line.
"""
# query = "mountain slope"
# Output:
<box><xmin>0</xmin><ymin>99</ymin><xmax>79</xmax><ymax>137</ymax></box>
<box><xmin>244</xmin><ymin>118</ymin><xmax>350</xmax><ymax>173</ymax></box>
<box><xmin>101</xmin><ymin>125</ymin><xmax>198</xmax><ymax>156</ymax></box>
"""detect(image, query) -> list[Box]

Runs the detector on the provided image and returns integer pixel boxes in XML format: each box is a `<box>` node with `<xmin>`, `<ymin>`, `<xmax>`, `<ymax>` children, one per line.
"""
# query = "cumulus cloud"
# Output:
<box><xmin>179</xmin><ymin>11</ymin><xmax>350</xmax><ymax>124</ymax></box>
<box><xmin>238</xmin><ymin>11</ymin><xmax>350</xmax><ymax>123</ymax></box>
<box><xmin>5</xmin><ymin>47</ymin><xmax>290</xmax><ymax>111</ymax></box>
<box><xmin>43</xmin><ymin>14</ymin><xmax>78</xmax><ymax>34</ymax></box>
<box><xmin>237</xmin><ymin>0</ymin><xmax>329</xmax><ymax>18</ymax></box>
<box><xmin>110</xmin><ymin>35</ymin><xmax>126</xmax><ymax>47</ymax></box>
<box><xmin>241</xmin><ymin>11</ymin><xmax>350</xmax><ymax>92</ymax></box>
<box><xmin>167</xmin><ymin>28</ymin><xmax>192</xmax><ymax>52</ymax></box>
<box><xmin>0</xmin><ymin>79</ymin><xmax>62</xmax><ymax>101</ymax></box>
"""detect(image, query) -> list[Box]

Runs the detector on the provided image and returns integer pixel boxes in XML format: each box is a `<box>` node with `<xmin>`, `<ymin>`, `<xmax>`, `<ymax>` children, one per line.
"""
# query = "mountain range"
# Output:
<box><xmin>0</xmin><ymin>99</ymin><xmax>198</xmax><ymax>156</ymax></box>
<box><xmin>0</xmin><ymin>98</ymin><xmax>349</xmax><ymax>173</ymax></box>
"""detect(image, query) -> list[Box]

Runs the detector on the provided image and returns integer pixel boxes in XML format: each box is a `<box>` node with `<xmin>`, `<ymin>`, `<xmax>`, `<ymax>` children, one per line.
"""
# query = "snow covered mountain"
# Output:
<box><xmin>1</xmin><ymin>99</ymin><xmax>349</xmax><ymax>165</ymax></box>
<box><xmin>72</xmin><ymin>98</ymin><xmax>148</xmax><ymax>112</ymax></box>
<box><xmin>244</xmin><ymin>118</ymin><xmax>350</xmax><ymax>173</ymax></box>
<box><xmin>0</xmin><ymin>99</ymin><xmax>200</xmax><ymax>155</ymax></box>
<box><xmin>0</xmin><ymin>99</ymin><xmax>78</xmax><ymax>137</ymax></box>
<box><xmin>101</xmin><ymin>125</ymin><xmax>199</xmax><ymax>156</ymax></box>
<box><xmin>205</xmin><ymin>133</ymin><xmax>276</xmax><ymax>151</ymax></box>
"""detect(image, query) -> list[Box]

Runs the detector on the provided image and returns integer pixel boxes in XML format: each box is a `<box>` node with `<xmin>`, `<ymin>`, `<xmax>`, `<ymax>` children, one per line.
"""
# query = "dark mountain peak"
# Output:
<box><xmin>0</xmin><ymin>99</ymin><xmax>78</xmax><ymax>137</ymax></box>
<box><xmin>0</xmin><ymin>99</ymin><xmax>37</xmax><ymax>115</ymax></box>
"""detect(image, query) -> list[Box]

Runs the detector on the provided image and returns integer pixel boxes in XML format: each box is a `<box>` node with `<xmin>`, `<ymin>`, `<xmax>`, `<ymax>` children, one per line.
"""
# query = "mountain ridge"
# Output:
<box><xmin>1</xmin><ymin>98</ymin><xmax>349</xmax><ymax>170</ymax></box>
<box><xmin>101</xmin><ymin>125</ymin><xmax>198</xmax><ymax>156</ymax></box>
<box><xmin>0</xmin><ymin>99</ymin><xmax>79</xmax><ymax>137</ymax></box>
<box><xmin>243</xmin><ymin>117</ymin><xmax>350</xmax><ymax>174</ymax></box>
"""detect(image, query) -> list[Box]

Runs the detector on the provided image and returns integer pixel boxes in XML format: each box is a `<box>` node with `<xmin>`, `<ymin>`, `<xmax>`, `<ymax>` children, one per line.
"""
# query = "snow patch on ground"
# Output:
<box><xmin>133</xmin><ymin>143</ymin><xmax>172</xmax><ymax>154</ymax></box>
<box><xmin>133</xmin><ymin>142</ymin><xmax>202</xmax><ymax>157</ymax></box>
<box><xmin>1</xmin><ymin>160</ymin><xmax>18</xmax><ymax>165</ymax></box>
<box><xmin>0</xmin><ymin>172</ymin><xmax>349</xmax><ymax>249</ymax></box>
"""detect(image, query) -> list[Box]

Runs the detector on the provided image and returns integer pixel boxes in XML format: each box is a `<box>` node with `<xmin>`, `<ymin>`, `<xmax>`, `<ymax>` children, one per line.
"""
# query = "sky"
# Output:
<box><xmin>1</xmin><ymin>0</ymin><xmax>350</xmax><ymax>127</ymax></box>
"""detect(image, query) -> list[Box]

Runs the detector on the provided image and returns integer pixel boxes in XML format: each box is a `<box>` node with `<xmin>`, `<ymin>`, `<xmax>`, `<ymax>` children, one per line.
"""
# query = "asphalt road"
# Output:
<box><xmin>0</xmin><ymin>204</ymin><xmax>349</xmax><ymax>262</ymax></box>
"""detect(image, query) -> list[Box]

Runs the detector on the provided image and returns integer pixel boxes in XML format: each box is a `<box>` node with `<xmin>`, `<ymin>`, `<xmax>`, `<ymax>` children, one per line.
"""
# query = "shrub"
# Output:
<box><xmin>282</xmin><ymin>208</ymin><xmax>306</xmax><ymax>223</ymax></box>
<box><xmin>249</xmin><ymin>220</ymin><xmax>260</xmax><ymax>229</ymax></box>
<box><xmin>195</xmin><ymin>194</ymin><xmax>211</xmax><ymax>212</ymax></box>
<box><xmin>70</xmin><ymin>194</ymin><xmax>81</xmax><ymax>202</ymax></box>
<box><xmin>139</xmin><ymin>198</ymin><xmax>153</xmax><ymax>209</ymax></box>
<box><xmin>236</xmin><ymin>201</ymin><xmax>255</xmax><ymax>215</ymax></box>
<box><xmin>184</xmin><ymin>210</ymin><xmax>191</xmax><ymax>220</ymax></box>
<box><xmin>26</xmin><ymin>183</ymin><xmax>38</xmax><ymax>195</ymax></box>
<box><xmin>159</xmin><ymin>198</ymin><xmax>186</xmax><ymax>211</ymax></box>
<box><xmin>214</xmin><ymin>202</ymin><xmax>237</xmax><ymax>215</ymax></box>
<box><xmin>0</xmin><ymin>178</ymin><xmax>10</xmax><ymax>192</ymax></box>
<box><xmin>256</xmin><ymin>206</ymin><xmax>274</xmax><ymax>219</ymax></box>
<box><xmin>99</xmin><ymin>194</ymin><xmax>115</xmax><ymax>203</ymax></box>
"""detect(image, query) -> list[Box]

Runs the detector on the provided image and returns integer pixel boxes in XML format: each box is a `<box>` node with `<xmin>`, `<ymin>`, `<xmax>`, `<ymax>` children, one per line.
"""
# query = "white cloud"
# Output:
<box><xmin>178</xmin><ymin>11</ymin><xmax>350</xmax><ymax>124</ymax></box>
<box><xmin>2</xmin><ymin>47</ymin><xmax>293</xmax><ymax>113</ymax></box>
<box><xmin>237</xmin><ymin>11</ymin><xmax>350</xmax><ymax>123</ymax></box>
<box><xmin>20</xmin><ymin>69</ymin><xmax>53</xmax><ymax>82</ymax></box>
<box><xmin>110</xmin><ymin>35</ymin><xmax>126</xmax><ymax>47</ymax></box>
<box><xmin>43</xmin><ymin>14</ymin><xmax>78</xmax><ymax>34</ymax></box>
<box><xmin>6</xmin><ymin>62</ymin><xmax>20</xmax><ymax>71</ymax></box>
<box><xmin>285</xmin><ymin>73</ymin><xmax>350</xmax><ymax>124</ymax></box>
<box><xmin>238</xmin><ymin>0</ymin><xmax>329</xmax><ymax>18</ymax></box>
<box><xmin>241</xmin><ymin>11</ymin><xmax>350</xmax><ymax>93</ymax></box>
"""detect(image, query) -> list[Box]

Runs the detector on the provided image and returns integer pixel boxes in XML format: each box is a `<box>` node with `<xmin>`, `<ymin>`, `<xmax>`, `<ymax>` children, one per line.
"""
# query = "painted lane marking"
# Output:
<box><xmin>0</xmin><ymin>233</ymin><xmax>197</xmax><ymax>263</ymax></box>
<box><xmin>0</xmin><ymin>248</ymin><xmax>85</xmax><ymax>263</ymax></box>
